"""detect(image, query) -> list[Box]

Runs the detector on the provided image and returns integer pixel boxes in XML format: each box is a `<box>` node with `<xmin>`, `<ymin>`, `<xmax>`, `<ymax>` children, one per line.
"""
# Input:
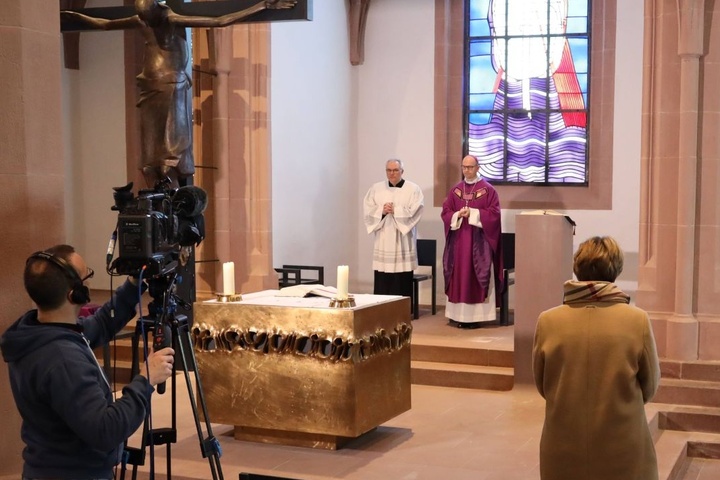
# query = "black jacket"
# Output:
<box><xmin>1</xmin><ymin>280</ymin><xmax>151</xmax><ymax>479</ymax></box>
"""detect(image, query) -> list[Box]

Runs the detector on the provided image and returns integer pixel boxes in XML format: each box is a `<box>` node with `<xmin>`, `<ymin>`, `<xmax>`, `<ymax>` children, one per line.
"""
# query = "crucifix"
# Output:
<box><xmin>60</xmin><ymin>0</ymin><xmax>311</xmax><ymax>188</ymax></box>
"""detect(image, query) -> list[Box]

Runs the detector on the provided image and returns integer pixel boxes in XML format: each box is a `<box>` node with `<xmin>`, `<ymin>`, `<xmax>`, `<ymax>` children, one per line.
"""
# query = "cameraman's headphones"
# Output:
<box><xmin>28</xmin><ymin>252</ymin><xmax>91</xmax><ymax>306</ymax></box>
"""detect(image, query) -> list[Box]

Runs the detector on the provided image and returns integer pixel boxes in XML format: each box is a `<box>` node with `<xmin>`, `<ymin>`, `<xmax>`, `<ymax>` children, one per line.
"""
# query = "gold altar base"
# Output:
<box><xmin>194</xmin><ymin>296</ymin><xmax>411</xmax><ymax>449</ymax></box>
<box><xmin>234</xmin><ymin>425</ymin><xmax>377</xmax><ymax>450</ymax></box>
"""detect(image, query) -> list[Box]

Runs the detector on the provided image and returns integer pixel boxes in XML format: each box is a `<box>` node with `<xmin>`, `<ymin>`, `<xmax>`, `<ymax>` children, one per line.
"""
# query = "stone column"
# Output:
<box><xmin>209</xmin><ymin>26</ymin><xmax>234</xmax><ymax>294</ymax></box>
<box><xmin>228</xmin><ymin>24</ymin><xmax>277</xmax><ymax>293</ymax></box>
<box><xmin>694</xmin><ymin>2</ymin><xmax>720</xmax><ymax>359</ymax></box>
<box><xmin>0</xmin><ymin>1</ymin><xmax>67</xmax><ymax>473</ymax></box>
<box><xmin>638</xmin><ymin>0</ymin><xmax>708</xmax><ymax>360</ymax></box>
<box><xmin>668</xmin><ymin>0</ymin><xmax>704</xmax><ymax>358</ymax></box>
<box><xmin>194</xmin><ymin>24</ymin><xmax>277</xmax><ymax>296</ymax></box>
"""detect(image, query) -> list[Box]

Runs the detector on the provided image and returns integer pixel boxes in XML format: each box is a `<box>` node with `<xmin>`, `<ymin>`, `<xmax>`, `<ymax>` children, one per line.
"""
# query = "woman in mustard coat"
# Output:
<box><xmin>532</xmin><ymin>236</ymin><xmax>660</xmax><ymax>480</ymax></box>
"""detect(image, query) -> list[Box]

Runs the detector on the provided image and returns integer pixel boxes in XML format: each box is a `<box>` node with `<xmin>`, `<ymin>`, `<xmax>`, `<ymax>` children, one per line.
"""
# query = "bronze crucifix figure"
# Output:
<box><xmin>61</xmin><ymin>0</ymin><xmax>310</xmax><ymax>188</ymax></box>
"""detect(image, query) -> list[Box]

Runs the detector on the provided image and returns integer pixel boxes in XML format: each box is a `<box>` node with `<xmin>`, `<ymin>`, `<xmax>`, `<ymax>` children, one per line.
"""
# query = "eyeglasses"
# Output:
<box><xmin>81</xmin><ymin>267</ymin><xmax>94</xmax><ymax>283</ymax></box>
<box><xmin>461</xmin><ymin>165</ymin><xmax>479</xmax><ymax>170</ymax></box>
<box><xmin>386</xmin><ymin>169</ymin><xmax>401</xmax><ymax>173</ymax></box>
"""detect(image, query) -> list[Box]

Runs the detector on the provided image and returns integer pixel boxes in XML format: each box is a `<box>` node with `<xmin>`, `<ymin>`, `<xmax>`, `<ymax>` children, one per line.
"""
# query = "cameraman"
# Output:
<box><xmin>0</xmin><ymin>244</ymin><xmax>175</xmax><ymax>480</ymax></box>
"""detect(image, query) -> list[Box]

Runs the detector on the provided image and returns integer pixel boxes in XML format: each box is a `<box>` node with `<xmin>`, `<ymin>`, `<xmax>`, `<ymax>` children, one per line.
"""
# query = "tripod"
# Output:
<box><xmin>121</xmin><ymin>273</ymin><xmax>224</xmax><ymax>480</ymax></box>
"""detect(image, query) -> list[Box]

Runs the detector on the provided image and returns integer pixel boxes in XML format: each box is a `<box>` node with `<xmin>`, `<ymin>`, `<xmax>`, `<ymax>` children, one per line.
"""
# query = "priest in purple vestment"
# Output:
<box><xmin>441</xmin><ymin>155</ymin><xmax>503</xmax><ymax>328</ymax></box>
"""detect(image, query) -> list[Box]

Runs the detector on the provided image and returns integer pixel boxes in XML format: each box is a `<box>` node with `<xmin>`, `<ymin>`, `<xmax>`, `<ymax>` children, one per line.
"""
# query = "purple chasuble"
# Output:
<box><xmin>441</xmin><ymin>178</ymin><xmax>503</xmax><ymax>304</ymax></box>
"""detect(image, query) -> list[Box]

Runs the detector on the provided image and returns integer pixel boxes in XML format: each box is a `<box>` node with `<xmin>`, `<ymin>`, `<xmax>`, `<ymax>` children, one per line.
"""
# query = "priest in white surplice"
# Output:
<box><xmin>363</xmin><ymin>159</ymin><xmax>424</xmax><ymax>310</ymax></box>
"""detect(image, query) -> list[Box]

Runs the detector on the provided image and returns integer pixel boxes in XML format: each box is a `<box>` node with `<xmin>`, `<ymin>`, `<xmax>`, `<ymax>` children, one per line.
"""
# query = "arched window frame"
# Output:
<box><xmin>433</xmin><ymin>0</ymin><xmax>616</xmax><ymax>209</ymax></box>
<box><xmin>464</xmin><ymin>0</ymin><xmax>591</xmax><ymax>185</ymax></box>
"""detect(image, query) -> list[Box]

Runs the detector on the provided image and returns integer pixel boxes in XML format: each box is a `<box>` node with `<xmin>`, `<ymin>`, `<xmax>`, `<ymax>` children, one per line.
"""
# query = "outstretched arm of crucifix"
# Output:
<box><xmin>167</xmin><ymin>0</ymin><xmax>297</xmax><ymax>28</ymax></box>
<box><xmin>60</xmin><ymin>11</ymin><xmax>143</xmax><ymax>30</ymax></box>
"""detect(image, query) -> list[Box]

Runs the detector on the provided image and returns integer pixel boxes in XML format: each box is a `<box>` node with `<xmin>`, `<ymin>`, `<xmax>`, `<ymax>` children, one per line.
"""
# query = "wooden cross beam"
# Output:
<box><xmin>60</xmin><ymin>0</ymin><xmax>312</xmax><ymax>32</ymax></box>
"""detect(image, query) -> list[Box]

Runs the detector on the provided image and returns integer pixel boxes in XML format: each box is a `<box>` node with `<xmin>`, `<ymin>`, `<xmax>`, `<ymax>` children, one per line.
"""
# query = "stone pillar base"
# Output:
<box><xmin>698</xmin><ymin>315</ymin><xmax>720</xmax><ymax>360</ymax></box>
<box><xmin>664</xmin><ymin>314</ymin><xmax>699</xmax><ymax>361</ymax></box>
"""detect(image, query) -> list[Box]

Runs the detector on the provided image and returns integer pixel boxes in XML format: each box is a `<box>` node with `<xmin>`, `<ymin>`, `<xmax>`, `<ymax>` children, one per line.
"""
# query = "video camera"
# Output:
<box><xmin>109</xmin><ymin>180</ymin><xmax>207</xmax><ymax>277</ymax></box>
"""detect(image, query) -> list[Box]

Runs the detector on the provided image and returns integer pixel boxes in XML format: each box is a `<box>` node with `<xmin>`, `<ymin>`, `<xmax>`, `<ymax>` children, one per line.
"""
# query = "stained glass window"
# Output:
<box><xmin>465</xmin><ymin>0</ymin><xmax>590</xmax><ymax>184</ymax></box>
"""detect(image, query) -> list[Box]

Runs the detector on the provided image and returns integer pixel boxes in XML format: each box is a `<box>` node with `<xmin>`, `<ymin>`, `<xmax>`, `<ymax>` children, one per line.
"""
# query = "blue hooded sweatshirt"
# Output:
<box><xmin>0</xmin><ymin>280</ymin><xmax>152</xmax><ymax>479</ymax></box>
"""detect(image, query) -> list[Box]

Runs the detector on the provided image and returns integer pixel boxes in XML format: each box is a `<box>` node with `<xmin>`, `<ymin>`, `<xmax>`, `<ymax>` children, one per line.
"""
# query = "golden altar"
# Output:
<box><xmin>192</xmin><ymin>291</ymin><xmax>412</xmax><ymax>449</ymax></box>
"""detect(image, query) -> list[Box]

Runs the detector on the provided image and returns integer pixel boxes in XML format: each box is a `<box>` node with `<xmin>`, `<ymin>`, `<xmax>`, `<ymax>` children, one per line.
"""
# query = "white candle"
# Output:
<box><xmin>337</xmin><ymin>265</ymin><xmax>349</xmax><ymax>300</ymax></box>
<box><xmin>222</xmin><ymin>262</ymin><xmax>235</xmax><ymax>295</ymax></box>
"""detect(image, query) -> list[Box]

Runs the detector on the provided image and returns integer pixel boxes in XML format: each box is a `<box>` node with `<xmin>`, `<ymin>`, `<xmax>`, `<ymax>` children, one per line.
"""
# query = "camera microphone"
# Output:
<box><xmin>106</xmin><ymin>229</ymin><xmax>117</xmax><ymax>267</ymax></box>
<box><xmin>172</xmin><ymin>186</ymin><xmax>208</xmax><ymax>217</ymax></box>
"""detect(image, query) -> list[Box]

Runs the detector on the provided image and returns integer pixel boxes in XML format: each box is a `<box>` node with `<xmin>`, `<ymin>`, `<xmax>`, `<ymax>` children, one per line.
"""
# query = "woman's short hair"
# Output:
<box><xmin>573</xmin><ymin>236</ymin><xmax>624</xmax><ymax>282</ymax></box>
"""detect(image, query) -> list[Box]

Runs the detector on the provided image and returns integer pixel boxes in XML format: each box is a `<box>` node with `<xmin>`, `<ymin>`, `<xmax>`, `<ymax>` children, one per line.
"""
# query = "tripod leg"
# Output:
<box><xmin>173</xmin><ymin>318</ymin><xmax>224</xmax><ymax>480</ymax></box>
<box><xmin>123</xmin><ymin>319</ymin><xmax>157</xmax><ymax>480</ymax></box>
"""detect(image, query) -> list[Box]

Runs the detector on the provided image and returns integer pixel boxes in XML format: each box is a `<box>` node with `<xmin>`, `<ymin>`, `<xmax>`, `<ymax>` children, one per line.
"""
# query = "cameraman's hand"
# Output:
<box><xmin>142</xmin><ymin>347</ymin><xmax>175</xmax><ymax>387</ymax></box>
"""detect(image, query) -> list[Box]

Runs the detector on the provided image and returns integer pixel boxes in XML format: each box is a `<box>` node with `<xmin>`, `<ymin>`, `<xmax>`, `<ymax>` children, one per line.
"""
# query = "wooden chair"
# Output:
<box><xmin>274</xmin><ymin>265</ymin><xmax>324</xmax><ymax>289</ymax></box>
<box><xmin>499</xmin><ymin>232</ymin><xmax>515</xmax><ymax>326</ymax></box>
<box><xmin>412</xmin><ymin>239</ymin><xmax>437</xmax><ymax>319</ymax></box>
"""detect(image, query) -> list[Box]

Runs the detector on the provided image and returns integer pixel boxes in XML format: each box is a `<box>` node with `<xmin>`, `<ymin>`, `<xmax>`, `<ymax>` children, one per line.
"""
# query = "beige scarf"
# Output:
<box><xmin>563</xmin><ymin>280</ymin><xmax>630</xmax><ymax>305</ymax></box>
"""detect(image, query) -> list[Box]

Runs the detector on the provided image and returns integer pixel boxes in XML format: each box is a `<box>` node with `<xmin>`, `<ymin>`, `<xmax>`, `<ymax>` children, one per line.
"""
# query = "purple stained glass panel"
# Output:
<box><xmin>465</xmin><ymin>0</ymin><xmax>590</xmax><ymax>185</ymax></box>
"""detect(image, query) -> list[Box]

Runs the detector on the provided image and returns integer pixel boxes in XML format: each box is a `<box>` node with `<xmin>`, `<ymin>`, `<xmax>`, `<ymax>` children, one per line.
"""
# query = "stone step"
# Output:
<box><xmin>411</xmin><ymin>360</ymin><xmax>513</xmax><ymax>391</ymax></box>
<box><xmin>653</xmin><ymin>427</ymin><xmax>697</xmax><ymax>480</ymax></box>
<box><xmin>661</xmin><ymin>360</ymin><xmax>720</xmax><ymax>383</ymax></box>
<box><xmin>681</xmin><ymin>457</ymin><xmax>720</xmax><ymax>479</ymax></box>
<box><xmin>687</xmin><ymin>441</ymin><xmax>720</xmax><ymax>460</ymax></box>
<box><xmin>411</xmin><ymin>343</ymin><xmax>513</xmax><ymax>368</ymax></box>
<box><xmin>654</xmin><ymin>378</ymin><xmax>720</xmax><ymax>408</ymax></box>
<box><xmin>649</xmin><ymin>407</ymin><xmax>720</xmax><ymax>480</ymax></box>
<box><xmin>645</xmin><ymin>406</ymin><xmax>720</xmax><ymax>479</ymax></box>
<box><xmin>651</xmin><ymin>409</ymin><xmax>720</xmax><ymax>480</ymax></box>
<box><xmin>657</xmin><ymin>405</ymin><xmax>720</xmax><ymax>435</ymax></box>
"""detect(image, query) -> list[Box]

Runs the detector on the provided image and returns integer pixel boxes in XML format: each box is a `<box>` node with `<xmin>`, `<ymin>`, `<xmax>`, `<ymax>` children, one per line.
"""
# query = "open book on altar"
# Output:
<box><xmin>276</xmin><ymin>284</ymin><xmax>338</xmax><ymax>299</ymax></box>
<box><xmin>520</xmin><ymin>209</ymin><xmax>576</xmax><ymax>232</ymax></box>
<box><xmin>521</xmin><ymin>209</ymin><xmax>564</xmax><ymax>215</ymax></box>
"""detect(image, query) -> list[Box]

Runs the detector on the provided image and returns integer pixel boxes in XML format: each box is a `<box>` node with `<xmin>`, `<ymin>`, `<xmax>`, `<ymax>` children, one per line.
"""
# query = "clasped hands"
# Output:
<box><xmin>458</xmin><ymin>206</ymin><xmax>470</xmax><ymax>218</ymax></box>
<box><xmin>382</xmin><ymin>202</ymin><xmax>395</xmax><ymax>215</ymax></box>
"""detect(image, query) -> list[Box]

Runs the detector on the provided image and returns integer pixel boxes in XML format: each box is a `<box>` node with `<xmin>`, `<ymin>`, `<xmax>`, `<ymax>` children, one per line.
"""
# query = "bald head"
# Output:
<box><xmin>461</xmin><ymin>155</ymin><xmax>480</xmax><ymax>181</ymax></box>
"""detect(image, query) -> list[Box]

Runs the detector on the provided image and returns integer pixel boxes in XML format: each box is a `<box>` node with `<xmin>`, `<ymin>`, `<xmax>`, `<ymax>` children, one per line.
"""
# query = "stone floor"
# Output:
<box><xmin>125</xmin><ymin>373</ymin><xmax>545</xmax><ymax>479</ymax></box>
<box><xmin>2</xmin><ymin>308</ymin><xmax>718</xmax><ymax>479</ymax></box>
<box><xmin>114</xmin><ymin>310</ymin><xmax>720</xmax><ymax>480</ymax></box>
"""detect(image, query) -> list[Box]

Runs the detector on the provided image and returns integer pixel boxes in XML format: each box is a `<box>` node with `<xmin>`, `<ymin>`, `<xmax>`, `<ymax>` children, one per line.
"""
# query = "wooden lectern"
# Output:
<box><xmin>513</xmin><ymin>213</ymin><xmax>574</xmax><ymax>386</ymax></box>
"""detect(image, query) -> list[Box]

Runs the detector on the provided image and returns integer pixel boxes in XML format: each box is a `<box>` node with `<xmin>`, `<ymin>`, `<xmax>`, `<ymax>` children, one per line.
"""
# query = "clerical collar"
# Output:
<box><xmin>464</xmin><ymin>175</ymin><xmax>481</xmax><ymax>185</ymax></box>
<box><xmin>389</xmin><ymin>179</ymin><xmax>405</xmax><ymax>188</ymax></box>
